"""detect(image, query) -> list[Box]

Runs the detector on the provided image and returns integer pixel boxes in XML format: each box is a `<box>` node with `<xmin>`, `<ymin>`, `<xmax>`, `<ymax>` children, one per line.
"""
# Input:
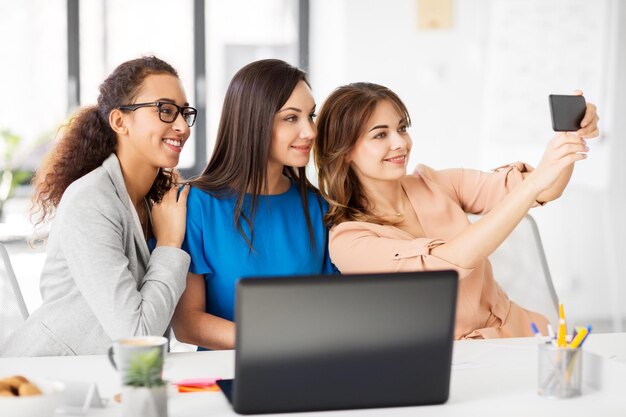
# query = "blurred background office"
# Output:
<box><xmin>0</xmin><ymin>0</ymin><xmax>624</xmax><ymax>331</ymax></box>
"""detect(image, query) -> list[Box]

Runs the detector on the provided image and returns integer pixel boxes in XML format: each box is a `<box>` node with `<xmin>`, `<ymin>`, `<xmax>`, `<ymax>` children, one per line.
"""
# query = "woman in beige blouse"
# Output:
<box><xmin>314</xmin><ymin>83</ymin><xmax>599</xmax><ymax>339</ymax></box>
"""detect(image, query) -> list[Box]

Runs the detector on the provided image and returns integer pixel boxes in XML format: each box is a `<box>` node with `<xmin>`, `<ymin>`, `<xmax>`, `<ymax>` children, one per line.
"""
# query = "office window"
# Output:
<box><xmin>204</xmin><ymin>0</ymin><xmax>301</xmax><ymax>162</ymax></box>
<box><xmin>78</xmin><ymin>0</ymin><xmax>196</xmax><ymax>168</ymax></box>
<box><xmin>0</xmin><ymin>0</ymin><xmax>305</xmax><ymax>176</ymax></box>
<box><xmin>0</xmin><ymin>0</ymin><xmax>67</xmax><ymax>158</ymax></box>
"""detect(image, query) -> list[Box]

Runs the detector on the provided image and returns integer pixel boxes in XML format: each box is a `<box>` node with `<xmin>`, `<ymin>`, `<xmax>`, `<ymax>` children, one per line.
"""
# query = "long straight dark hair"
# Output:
<box><xmin>190</xmin><ymin>59</ymin><xmax>321</xmax><ymax>249</ymax></box>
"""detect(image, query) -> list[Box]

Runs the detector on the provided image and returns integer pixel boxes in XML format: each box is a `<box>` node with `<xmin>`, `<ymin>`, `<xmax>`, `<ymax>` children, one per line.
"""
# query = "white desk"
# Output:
<box><xmin>1</xmin><ymin>334</ymin><xmax>626</xmax><ymax>417</ymax></box>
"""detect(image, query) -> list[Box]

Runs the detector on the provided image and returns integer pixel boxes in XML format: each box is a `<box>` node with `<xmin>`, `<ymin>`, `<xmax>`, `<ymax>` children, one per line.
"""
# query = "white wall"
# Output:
<box><xmin>310</xmin><ymin>0</ymin><xmax>626</xmax><ymax>326</ymax></box>
<box><xmin>311</xmin><ymin>0</ymin><xmax>485</xmax><ymax>170</ymax></box>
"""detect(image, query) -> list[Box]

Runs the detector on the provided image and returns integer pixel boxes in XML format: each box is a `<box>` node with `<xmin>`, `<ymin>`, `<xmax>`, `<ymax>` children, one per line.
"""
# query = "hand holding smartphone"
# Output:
<box><xmin>549</xmin><ymin>94</ymin><xmax>586</xmax><ymax>132</ymax></box>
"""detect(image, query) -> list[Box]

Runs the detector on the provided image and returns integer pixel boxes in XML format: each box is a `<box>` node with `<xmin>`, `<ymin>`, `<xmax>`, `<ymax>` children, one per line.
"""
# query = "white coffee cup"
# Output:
<box><xmin>107</xmin><ymin>336</ymin><xmax>168</xmax><ymax>385</ymax></box>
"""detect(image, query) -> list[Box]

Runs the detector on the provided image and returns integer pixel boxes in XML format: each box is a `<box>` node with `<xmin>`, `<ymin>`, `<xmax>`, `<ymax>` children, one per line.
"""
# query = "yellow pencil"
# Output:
<box><xmin>557</xmin><ymin>303</ymin><xmax>567</xmax><ymax>348</ymax></box>
<box><xmin>568</xmin><ymin>327</ymin><xmax>589</xmax><ymax>349</ymax></box>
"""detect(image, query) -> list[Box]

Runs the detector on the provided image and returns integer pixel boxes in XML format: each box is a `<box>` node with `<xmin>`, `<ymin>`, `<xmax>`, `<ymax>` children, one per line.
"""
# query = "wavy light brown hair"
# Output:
<box><xmin>190</xmin><ymin>59</ymin><xmax>321</xmax><ymax>250</ymax></box>
<box><xmin>314</xmin><ymin>82</ymin><xmax>411</xmax><ymax>228</ymax></box>
<box><xmin>32</xmin><ymin>56</ymin><xmax>180</xmax><ymax>224</ymax></box>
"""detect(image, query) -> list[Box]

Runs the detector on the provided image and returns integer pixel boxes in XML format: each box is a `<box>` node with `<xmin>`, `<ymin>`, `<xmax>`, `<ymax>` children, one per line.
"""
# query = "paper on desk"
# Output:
<box><xmin>173</xmin><ymin>377</ymin><xmax>221</xmax><ymax>393</ymax></box>
<box><xmin>173</xmin><ymin>377</ymin><xmax>220</xmax><ymax>387</ymax></box>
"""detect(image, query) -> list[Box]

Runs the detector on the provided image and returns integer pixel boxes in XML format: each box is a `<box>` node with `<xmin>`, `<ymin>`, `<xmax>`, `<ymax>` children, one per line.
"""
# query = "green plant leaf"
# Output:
<box><xmin>0</xmin><ymin>129</ymin><xmax>21</xmax><ymax>165</ymax></box>
<box><xmin>123</xmin><ymin>348</ymin><xmax>165</xmax><ymax>388</ymax></box>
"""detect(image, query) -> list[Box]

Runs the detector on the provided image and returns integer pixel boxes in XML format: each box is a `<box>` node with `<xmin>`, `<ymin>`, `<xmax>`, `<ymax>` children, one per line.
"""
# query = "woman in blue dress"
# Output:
<box><xmin>172</xmin><ymin>59</ymin><xmax>335</xmax><ymax>350</ymax></box>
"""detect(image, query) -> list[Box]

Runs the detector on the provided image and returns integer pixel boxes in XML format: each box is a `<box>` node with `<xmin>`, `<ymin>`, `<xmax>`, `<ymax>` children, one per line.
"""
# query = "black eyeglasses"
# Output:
<box><xmin>118</xmin><ymin>101</ymin><xmax>198</xmax><ymax>127</ymax></box>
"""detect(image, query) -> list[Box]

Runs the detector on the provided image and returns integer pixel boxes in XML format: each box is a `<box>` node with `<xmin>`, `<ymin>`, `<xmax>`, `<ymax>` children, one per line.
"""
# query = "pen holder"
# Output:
<box><xmin>537</xmin><ymin>342</ymin><xmax>582</xmax><ymax>399</ymax></box>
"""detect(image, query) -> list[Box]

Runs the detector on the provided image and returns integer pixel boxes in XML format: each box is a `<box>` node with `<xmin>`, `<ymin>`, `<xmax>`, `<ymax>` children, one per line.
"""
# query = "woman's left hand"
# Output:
<box><xmin>152</xmin><ymin>183</ymin><xmax>190</xmax><ymax>248</ymax></box>
<box><xmin>574</xmin><ymin>90</ymin><xmax>600</xmax><ymax>139</ymax></box>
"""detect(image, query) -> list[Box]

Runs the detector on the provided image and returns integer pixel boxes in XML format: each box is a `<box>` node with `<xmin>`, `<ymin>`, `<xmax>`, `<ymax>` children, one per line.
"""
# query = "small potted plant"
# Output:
<box><xmin>122</xmin><ymin>348</ymin><xmax>168</xmax><ymax>417</ymax></box>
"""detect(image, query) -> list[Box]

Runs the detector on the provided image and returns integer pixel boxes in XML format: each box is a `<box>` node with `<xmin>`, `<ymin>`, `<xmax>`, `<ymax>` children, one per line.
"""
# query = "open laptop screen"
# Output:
<box><xmin>227</xmin><ymin>270</ymin><xmax>458</xmax><ymax>414</ymax></box>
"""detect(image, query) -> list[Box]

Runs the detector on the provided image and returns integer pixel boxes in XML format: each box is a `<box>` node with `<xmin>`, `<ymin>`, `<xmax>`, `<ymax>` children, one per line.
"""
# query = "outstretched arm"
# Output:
<box><xmin>432</xmin><ymin>132</ymin><xmax>588</xmax><ymax>268</ymax></box>
<box><xmin>532</xmin><ymin>93</ymin><xmax>599</xmax><ymax>203</ymax></box>
<box><xmin>332</xmin><ymin>131</ymin><xmax>591</xmax><ymax>274</ymax></box>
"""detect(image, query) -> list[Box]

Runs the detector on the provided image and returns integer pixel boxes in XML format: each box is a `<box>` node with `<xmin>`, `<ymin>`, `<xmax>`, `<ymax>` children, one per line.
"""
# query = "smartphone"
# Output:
<box><xmin>549</xmin><ymin>95</ymin><xmax>586</xmax><ymax>132</ymax></box>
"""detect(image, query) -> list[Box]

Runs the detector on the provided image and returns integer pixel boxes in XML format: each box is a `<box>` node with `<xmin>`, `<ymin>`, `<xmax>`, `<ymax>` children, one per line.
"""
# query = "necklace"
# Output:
<box><xmin>378</xmin><ymin>189</ymin><xmax>407</xmax><ymax>217</ymax></box>
<box><xmin>389</xmin><ymin>205</ymin><xmax>403</xmax><ymax>217</ymax></box>
<box><xmin>379</xmin><ymin>201</ymin><xmax>404</xmax><ymax>217</ymax></box>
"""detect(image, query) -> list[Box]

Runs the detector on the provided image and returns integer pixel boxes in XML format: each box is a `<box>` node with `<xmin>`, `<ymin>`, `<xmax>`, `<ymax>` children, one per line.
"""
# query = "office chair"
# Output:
<box><xmin>469</xmin><ymin>214</ymin><xmax>560</xmax><ymax>326</ymax></box>
<box><xmin>0</xmin><ymin>242</ymin><xmax>29</xmax><ymax>343</ymax></box>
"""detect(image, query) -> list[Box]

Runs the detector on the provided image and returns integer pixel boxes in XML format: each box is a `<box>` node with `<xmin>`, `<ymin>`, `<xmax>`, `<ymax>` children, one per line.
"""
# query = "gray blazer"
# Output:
<box><xmin>0</xmin><ymin>154</ymin><xmax>190</xmax><ymax>357</ymax></box>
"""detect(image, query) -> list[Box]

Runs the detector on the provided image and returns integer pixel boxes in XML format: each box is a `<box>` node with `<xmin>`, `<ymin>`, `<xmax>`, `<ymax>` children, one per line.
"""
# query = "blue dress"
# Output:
<box><xmin>182</xmin><ymin>182</ymin><xmax>336</xmax><ymax>323</ymax></box>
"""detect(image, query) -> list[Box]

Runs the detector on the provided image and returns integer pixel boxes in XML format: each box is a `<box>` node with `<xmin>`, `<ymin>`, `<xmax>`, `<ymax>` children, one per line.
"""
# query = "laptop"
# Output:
<box><xmin>217</xmin><ymin>270</ymin><xmax>458</xmax><ymax>414</ymax></box>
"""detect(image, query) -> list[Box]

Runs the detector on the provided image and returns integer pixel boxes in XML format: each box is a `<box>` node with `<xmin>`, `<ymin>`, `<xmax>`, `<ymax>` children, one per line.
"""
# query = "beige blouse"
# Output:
<box><xmin>329</xmin><ymin>163</ymin><xmax>549</xmax><ymax>339</ymax></box>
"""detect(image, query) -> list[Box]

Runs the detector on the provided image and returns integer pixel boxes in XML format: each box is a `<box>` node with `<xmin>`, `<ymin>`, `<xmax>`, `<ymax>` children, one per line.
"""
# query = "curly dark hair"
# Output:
<box><xmin>32</xmin><ymin>56</ymin><xmax>180</xmax><ymax>224</ymax></box>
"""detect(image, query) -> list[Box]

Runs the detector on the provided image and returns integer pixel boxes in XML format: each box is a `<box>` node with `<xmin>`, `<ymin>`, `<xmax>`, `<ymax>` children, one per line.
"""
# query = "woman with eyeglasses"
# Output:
<box><xmin>171</xmin><ymin>59</ymin><xmax>335</xmax><ymax>350</ymax></box>
<box><xmin>314</xmin><ymin>82</ymin><xmax>599</xmax><ymax>339</ymax></box>
<box><xmin>0</xmin><ymin>56</ymin><xmax>194</xmax><ymax>357</ymax></box>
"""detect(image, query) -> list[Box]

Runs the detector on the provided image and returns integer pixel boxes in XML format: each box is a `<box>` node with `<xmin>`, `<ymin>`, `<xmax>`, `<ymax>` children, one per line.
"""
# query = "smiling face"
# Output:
<box><xmin>346</xmin><ymin>99</ymin><xmax>412</xmax><ymax>185</ymax></box>
<box><xmin>268</xmin><ymin>80</ymin><xmax>317</xmax><ymax>170</ymax></box>
<box><xmin>117</xmin><ymin>73</ymin><xmax>191</xmax><ymax>169</ymax></box>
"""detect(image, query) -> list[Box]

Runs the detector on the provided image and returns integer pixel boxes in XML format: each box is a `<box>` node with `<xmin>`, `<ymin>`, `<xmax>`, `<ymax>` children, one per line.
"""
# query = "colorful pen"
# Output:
<box><xmin>578</xmin><ymin>325</ymin><xmax>592</xmax><ymax>347</ymax></box>
<box><xmin>557</xmin><ymin>303</ymin><xmax>567</xmax><ymax>348</ymax></box>
<box><xmin>568</xmin><ymin>326</ymin><xmax>589</xmax><ymax>349</ymax></box>
<box><xmin>530</xmin><ymin>322</ymin><xmax>543</xmax><ymax>341</ymax></box>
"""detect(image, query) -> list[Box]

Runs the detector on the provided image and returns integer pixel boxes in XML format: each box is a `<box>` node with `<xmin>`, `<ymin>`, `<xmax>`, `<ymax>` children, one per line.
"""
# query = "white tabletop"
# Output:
<box><xmin>2</xmin><ymin>333</ymin><xmax>626</xmax><ymax>417</ymax></box>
